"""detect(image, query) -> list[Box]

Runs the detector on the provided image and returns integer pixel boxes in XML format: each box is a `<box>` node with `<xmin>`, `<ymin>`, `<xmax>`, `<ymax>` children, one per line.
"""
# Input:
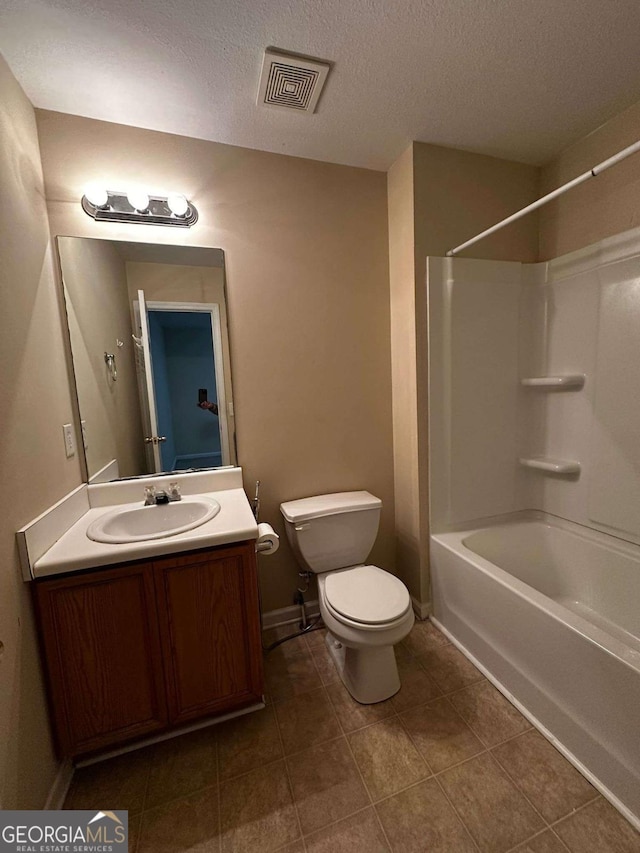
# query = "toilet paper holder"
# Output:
<box><xmin>255</xmin><ymin>521</ymin><xmax>279</xmax><ymax>555</ymax></box>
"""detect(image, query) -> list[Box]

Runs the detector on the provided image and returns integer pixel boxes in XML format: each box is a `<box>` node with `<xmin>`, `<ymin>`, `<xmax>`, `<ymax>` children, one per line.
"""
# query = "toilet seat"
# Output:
<box><xmin>323</xmin><ymin>565</ymin><xmax>411</xmax><ymax>628</ymax></box>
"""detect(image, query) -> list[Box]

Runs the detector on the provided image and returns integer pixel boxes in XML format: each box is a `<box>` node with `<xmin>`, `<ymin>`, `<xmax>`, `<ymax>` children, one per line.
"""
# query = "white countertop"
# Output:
<box><xmin>32</xmin><ymin>486</ymin><xmax>259</xmax><ymax>579</ymax></box>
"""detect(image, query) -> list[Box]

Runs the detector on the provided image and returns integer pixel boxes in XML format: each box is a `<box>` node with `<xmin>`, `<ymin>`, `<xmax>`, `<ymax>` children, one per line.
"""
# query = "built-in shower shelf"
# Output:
<box><xmin>520</xmin><ymin>374</ymin><xmax>585</xmax><ymax>389</ymax></box>
<box><xmin>519</xmin><ymin>456</ymin><xmax>581</xmax><ymax>475</ymax></box>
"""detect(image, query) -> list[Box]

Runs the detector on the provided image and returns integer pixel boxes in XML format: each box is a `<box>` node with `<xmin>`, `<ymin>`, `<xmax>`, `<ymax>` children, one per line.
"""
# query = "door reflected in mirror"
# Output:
<box><xmin>56</xmin><ymin>237</ymin><xmax>236</xmax><ymax>483</ymax></box>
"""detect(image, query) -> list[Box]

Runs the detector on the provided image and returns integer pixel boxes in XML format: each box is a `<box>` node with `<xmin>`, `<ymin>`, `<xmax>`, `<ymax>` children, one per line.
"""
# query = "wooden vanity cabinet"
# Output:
<box><xmin>33</xmin><ymin>541</ymin><xmax>263</xmax><ymax>758</ymax></box>
<box><xmin>33</xmin><ymin>561</ymin><xmax>167</xmax><ymax>757</ymax></box>
<box><xmin>155</xmin><ymin>543</ymin><xmax>264</xmax><ymax>725</ymax></box>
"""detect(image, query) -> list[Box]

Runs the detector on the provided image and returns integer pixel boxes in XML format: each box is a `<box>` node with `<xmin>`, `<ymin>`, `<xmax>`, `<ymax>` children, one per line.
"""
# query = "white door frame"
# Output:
<box><xmin>145</xmin><ymin>301</ymin><xmax>231</xmax><ymax>467</ymax></box>
<box><xmin>135</xmin><ymin>290</ymin><xmax>163</xmax><ymax>471</ymax></box>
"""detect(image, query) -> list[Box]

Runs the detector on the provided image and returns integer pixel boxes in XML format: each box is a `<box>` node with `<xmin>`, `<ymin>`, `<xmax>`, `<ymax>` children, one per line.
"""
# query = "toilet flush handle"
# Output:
<box><xmin>295</xmin><ymin>523</ymin><xmax>311</xmax><ymax>532</ymax></box>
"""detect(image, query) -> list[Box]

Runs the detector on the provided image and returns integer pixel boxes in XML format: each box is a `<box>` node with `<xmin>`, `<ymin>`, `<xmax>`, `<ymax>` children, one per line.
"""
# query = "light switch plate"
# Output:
<box><xmin>63</xmin><ymin>423</ymin><xmax>76</xmax><ymax>458</ymax></box>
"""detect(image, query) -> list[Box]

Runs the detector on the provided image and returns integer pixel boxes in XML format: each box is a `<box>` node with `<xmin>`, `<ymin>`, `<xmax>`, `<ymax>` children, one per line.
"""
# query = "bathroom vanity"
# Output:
<box><xmin>33</xmin><ymin>541</ymin><xmax>262</xmax><ymax>757</ymax></box>
<box><xmin>18</xmin><ymin>468</ymin><xmax>265</xmax><ymax>759</ymax></box>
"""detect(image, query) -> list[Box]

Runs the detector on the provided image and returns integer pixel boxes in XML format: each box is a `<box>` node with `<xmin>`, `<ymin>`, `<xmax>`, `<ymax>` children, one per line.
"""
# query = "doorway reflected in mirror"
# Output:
<box><xmin>56</xmin><ymin>237</ymin><xmax>236</xmax><ymax>483</ymax></box>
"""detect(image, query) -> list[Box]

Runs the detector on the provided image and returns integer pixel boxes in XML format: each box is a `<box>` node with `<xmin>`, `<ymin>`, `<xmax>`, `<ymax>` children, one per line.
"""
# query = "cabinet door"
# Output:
<box><xmin>155</xmin><ymin>542</ymin><xmax>263</xmax><ymax>724</ymax></box>
<box><xmin>34</xmin><ymin>563</ymin><xmax>167</xmax><ymax>757</ymax></box>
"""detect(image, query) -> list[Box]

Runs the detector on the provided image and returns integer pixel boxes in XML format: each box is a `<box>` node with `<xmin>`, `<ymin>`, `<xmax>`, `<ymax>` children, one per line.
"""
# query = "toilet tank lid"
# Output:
<box><xmin>280</xmin><ymin>491</ymin><xmax>381</xmax><ymax>523</ymax></box>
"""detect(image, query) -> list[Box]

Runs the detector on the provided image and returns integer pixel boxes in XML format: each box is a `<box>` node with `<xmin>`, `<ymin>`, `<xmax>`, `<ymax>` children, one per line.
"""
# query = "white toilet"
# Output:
<box><xmin>280</xmin><ymin>491</ymin><xmax>414</xmax><ymax>704</ymax></box>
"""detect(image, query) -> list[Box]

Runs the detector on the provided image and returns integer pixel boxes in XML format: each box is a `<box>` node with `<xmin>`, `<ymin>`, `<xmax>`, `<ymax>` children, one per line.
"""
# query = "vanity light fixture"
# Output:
<box><xmin>81</xmin><ymin>188</ymin><xmax>198</xmax><ymax>227</ymax></box>
<box><xmin>126</xmin><ymin>188</ymin><xmax>150</xmax><ymax>213</ymax></box>
<box><xmin>84</xmin><ymin>184</ymin><xmax>109</xmax><ymax>209</ymax></box>
<box><xmin>167</xmin><ymin>193</ymin><xmax>189</xmax><ymax>217</ymax></box>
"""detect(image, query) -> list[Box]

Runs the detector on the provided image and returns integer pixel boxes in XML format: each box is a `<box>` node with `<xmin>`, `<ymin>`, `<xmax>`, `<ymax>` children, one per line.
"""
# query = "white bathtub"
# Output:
<box><xmin>431</xmin><ymin>511</ymin><xmax>640</xmax><ymax>827</ymax></box>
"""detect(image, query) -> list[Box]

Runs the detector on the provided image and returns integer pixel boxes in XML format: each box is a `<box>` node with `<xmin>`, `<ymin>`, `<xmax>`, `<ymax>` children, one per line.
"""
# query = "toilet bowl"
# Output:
<box><xmin>280</xmin><ymin>491</ymin><xmax>414</xmax><ymax>704</ymax></box>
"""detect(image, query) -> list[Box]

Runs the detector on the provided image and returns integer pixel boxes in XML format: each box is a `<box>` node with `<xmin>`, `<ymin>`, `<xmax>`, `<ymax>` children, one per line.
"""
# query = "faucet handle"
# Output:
<box><xmin>144</xmin><ymin>485</ymin><xmax>156</xmax><ymax>505</ymax></box>
<box><xmin>168</xmin><ymin>482</ymin><xmax>182</xmax><ymax>501</ymax></box>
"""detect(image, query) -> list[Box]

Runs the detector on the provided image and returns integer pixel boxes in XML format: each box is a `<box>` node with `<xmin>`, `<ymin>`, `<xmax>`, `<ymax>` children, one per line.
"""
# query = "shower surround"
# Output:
<box><xmin>427</xmin><ymin>226</ymin><xmax>640</xmax><ymax>828</ymax></box>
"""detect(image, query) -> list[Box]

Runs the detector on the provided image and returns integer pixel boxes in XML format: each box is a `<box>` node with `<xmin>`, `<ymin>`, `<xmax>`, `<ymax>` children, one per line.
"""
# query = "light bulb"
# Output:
<box><xmin>127</xmin><ymin>189</ymin><xmax>150</xmax><ymax>212</ymax></box>
<box><xmin>84</xmin><ymin>185</ymin><xmax>109</xmax><ymax>209</ymax></box>
<box><xmin>167</xmin><ymin>194</ymin><xmax>189</xmax><ymax>217</ymax></box>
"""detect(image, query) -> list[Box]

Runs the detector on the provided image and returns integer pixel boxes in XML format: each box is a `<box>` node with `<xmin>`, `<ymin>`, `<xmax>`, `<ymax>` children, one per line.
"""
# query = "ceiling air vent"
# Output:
<box><xmin>257</xmin><ymin>49</ymin><xmax>330</xmax><ymax>114</ymax></box>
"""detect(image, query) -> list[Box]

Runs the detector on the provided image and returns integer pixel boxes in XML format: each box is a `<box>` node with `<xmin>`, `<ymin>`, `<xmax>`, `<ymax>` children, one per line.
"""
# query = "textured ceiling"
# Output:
<box><xmin>2</xmin><ymin>0</ymin><xmax>640</xmax><ymax>170</ymax></box>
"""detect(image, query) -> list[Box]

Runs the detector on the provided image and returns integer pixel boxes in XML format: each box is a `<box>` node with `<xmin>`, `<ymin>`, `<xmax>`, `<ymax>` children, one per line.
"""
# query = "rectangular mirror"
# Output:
<box><xmin>56</xmin><ymin>237</ymin><xmax>236</xmax><ymax>483</ymax></box>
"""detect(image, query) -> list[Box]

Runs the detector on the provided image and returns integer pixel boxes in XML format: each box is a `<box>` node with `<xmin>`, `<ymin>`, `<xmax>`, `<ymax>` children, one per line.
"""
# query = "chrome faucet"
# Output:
<box><xmin>167</xmin><ymin>482</ymin><xmax>182</xmax><ymax>502</ymax></box>
<box><xmin>144</xmin><ymin>482</ymin><xmax>182</xmax><ymax>505</ymax></box>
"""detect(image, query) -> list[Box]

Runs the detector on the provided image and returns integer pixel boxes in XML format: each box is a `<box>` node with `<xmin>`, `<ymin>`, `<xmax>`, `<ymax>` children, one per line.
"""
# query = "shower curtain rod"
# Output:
<box><xmin>446</xmin><ymin>138</ymin><xmax>640</xmax><ymax>257</ymax></box>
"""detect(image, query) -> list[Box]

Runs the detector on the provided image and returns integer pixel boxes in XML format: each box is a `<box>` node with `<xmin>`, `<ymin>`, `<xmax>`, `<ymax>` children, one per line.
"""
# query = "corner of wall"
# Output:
<box><xmin>387</xmin><ymin>143</ymin><xmax>425</xmax><ymax>602</ymax></box>
<box><xmin>538</xmin><ymin>96</ymin><xmax>640</xmax><ymax>260</ymax></box>
<box><xmin>0</xmin><ymin>54</ymin><xmax>80</xmax><ymax>808</ymax></box>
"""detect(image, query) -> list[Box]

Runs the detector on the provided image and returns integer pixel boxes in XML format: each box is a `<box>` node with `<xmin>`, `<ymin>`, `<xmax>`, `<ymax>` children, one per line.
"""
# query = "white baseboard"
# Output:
<box><xmin>44</xmin><ymin>760</ymin><xmax>74</xmax><ymax>810</ymax></box>
<box><xmin>262</xmin><ymin>599</ymin><xmax>320</xmax><ymax>630</ymax></box>
<box><xmin>411</xmin><ymin>596</ymin><xmax>431</xmax><ymax>620</ymax></box>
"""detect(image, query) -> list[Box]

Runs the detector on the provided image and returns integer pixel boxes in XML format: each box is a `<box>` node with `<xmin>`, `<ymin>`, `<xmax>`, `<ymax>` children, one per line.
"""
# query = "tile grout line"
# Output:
<box><xmin>263</xmin><ymin>628</ymin><xmax>324</xmax><ymax>704</ymax></box>
<box><xmin>304</xmin><ymin>646</ymin><xmax>379</xmax><ymax>847</ymax></box>
<box><xmin>327</xmin><ymin>690</ymin><xmax>400</xmax><ymax>737</ymax></box>
<box><xmin>487</xmin><ymin>749</ymin><xmax>551</xmax><ymax>832</ymax></box>
<box><xmin>548</xmin><ymin>794</ymin><xmax>605</xmax><ymax>831</ymax></box>
<box><xmin>215</xmin><ymin>734</ymin><xmax>222</xmax><ymax>853</ymax></box>
<box><xmin>486</xmin><ymin>752</ymin><xmax>605</xmax><ymax>853</ymax></box>
<box><xmin>389</xmin><ymin>709</ymin><xmax>540</xmax><ymax>787</ymax></box>
<box><xmin>432</xmin><ymin>773</ymin><xmax>484</xmax><ymax>853</ymax></box>
<box><xmin>340</xmin><ymin>721</ymin><xmax>395</xmax><ymax>851</ymax></box>
<box><xmin>489</xmin><ymin>743</ymin><xmax>602</xmax><ymax>841</ymax></box>
<box><xmin>308</xmin><ymin>641</ymin><xmax>396</xmax><ymax>851</ymax></box>
<box><xmin>548</xmin><ymin>826</ymin><xmax>576</xmax><ymax>853</ymax></box>
<box><xmin>394</xmin><ymin>708</ymin><xmax>482</xmax><ymax>853</ymax></box>
<box><xmin>138</xmin><ymin>780</ymin><xmax>219</xmax><ymax>816</ymax></box>
<box><xmin>132</xmin><ymin>753</ymin><xmax>153</xmax><ymax>853</ymax></box>
<box><xmin>300</xmin><ymin>804</ymin><xmax>376</xmax><ymax>845</ymax></box>
<box><xmin>503</xmin><ymin>826</ymin><xmax>563</xmax><ymax>853</ymax></box>
<box><xmin>448</xmin><ymin>718</ymin><xmax>533</xmax><ymax>754</ymax></box>
<box><xmin>285</xmin><ymin>731</ymin><xmax>347</xmax><ymax>762</ymax></box>
<box><xmin>439</xmin><ymin>687</ymin><xmax>534</xmax><ymax>753</ymax></box>
<box><xmin>481</xmin><ymin>750</ymin><xmax>553</xmax><ymax>838</ymax></box>
<box><xmin>271</xmin><ymin>674</ymin><xmax>311</xmax><ymax>853</ymax></box>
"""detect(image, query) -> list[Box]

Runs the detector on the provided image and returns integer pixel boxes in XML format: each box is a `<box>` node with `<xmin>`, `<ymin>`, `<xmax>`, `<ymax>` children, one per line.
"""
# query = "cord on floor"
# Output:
<box><xmin>262</xmin><ymin>617</ymin><xmax>324</xmax><ymax>652</ymax></box>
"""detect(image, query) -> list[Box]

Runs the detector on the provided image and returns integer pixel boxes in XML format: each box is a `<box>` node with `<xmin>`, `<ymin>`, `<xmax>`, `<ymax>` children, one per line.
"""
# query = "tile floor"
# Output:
<box><xmin>64</xmin><ymin>619</ymin><xmax>640</xmax><ymax>853</ymax></box>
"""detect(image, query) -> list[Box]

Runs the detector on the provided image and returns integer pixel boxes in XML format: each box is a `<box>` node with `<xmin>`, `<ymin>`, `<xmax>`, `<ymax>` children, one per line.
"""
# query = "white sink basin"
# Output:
<box><xmin>86</xmin><ymin>496</ymin><xmax>221</xmax><ymax>544</ymax></box>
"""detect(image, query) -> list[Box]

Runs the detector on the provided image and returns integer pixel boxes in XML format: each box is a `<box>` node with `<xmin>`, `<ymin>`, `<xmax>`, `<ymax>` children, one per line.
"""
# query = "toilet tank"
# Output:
<box><xmin>280</xmin><ymin>491</ymin><xmax>382</xmax><ymax>574</ymax></box>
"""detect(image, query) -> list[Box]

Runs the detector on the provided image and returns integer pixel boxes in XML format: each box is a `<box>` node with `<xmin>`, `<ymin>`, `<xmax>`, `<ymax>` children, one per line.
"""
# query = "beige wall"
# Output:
<box><xmin>126</xmin><ymin>262</ymin><xmax>225</xmax><ymax>304</ymax></box>
<box><xmin>36</xmin><ymin>110</ymin><xmax>395</xmax><ymax>613</ymax></box>
<box><xmin>387</xmin><ymin>146</ymin><xmax>423</xmax><ymax>602</ymax></box>
<box><xmin>0</xmin><ymin>58</ymin><xmax>81</xmax><ymax>807</ymax></box>
<box><xmin>388</xmin><ymin>141</ymin><xmax>540</xmax><ymax>608</ymax></box>
<box><xmin>412</xmin><ymin>142</ymin><xmax>541</xmax><ymax>264</ymax></box>
<box><xmin>539</xmin><ymin>97</ymin><xmax>640</xmax><ymax>260</ymax></box>
<box><xmin>58</xmin><ymin>238</ymin><xmax>145</xmax><ymax>478</ymax></box>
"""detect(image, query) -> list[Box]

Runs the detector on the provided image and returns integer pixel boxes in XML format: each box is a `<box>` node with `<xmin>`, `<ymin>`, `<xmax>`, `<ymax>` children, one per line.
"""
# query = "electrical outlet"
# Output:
<box><xmin>62</xmin><ymin>423</ymin><xmax>76</xmax><ymax>458</ymax></box>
